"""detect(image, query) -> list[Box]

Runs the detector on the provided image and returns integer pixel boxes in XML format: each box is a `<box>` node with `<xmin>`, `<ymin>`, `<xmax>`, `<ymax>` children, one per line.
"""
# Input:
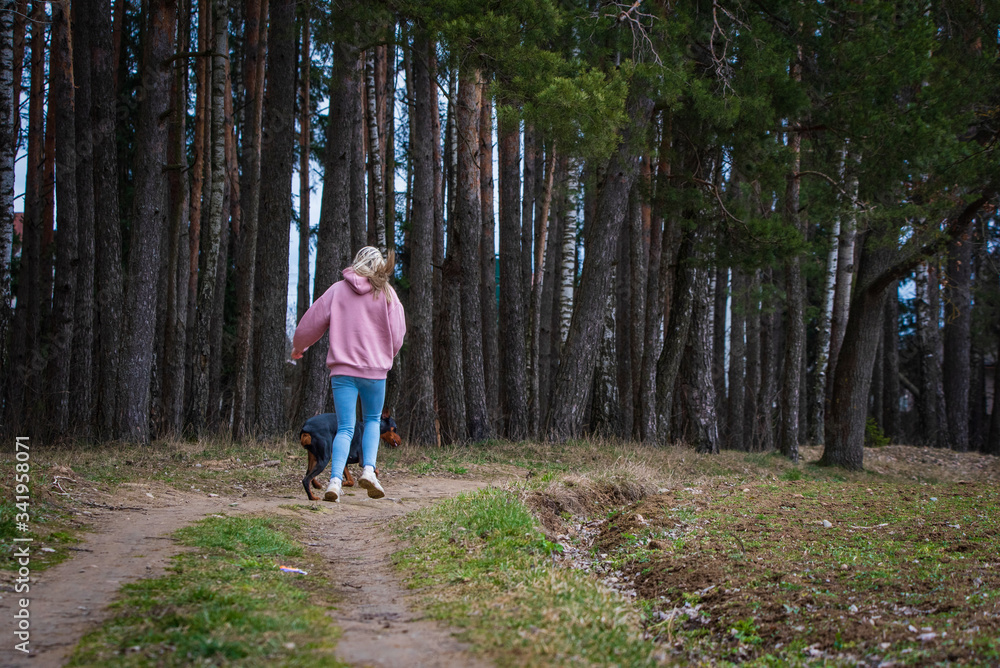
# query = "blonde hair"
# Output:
<box><xmin>352</xmin><ymin>246</ymin><xmax>395</xmax><ymax>301</ymax></box>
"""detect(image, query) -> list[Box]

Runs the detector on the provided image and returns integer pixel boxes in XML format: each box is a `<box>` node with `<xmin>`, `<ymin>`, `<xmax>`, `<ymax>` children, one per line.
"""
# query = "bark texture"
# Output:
<box><xmin>118</xmin><ymin>0</ymin><xmax>176</xmax><ymax>443</ymax></box>
<box><xmin>232</xmin><ymin>0</ymin><xmax>266</xmax><ymax>437</ymax></box>
<box><xmin>252</xmin><ymin>0</ymin><xmax>296</xmax><ymax>435</ymax></box>
<box><xmin>479</xmin><ymin>88</ymin><xmax>499</xmax><ymax>430</ymax></box>
<box><xmin>456</xmin><ymin>68</ymin><xmax>490</xmax><ymax>440</ymax></box>
<box><xmin>0</xmin><ymin>1</ymin><xmax>15</xmax><ymax>379</ymax></box>
<box><xmin>86</xmin><ymin>0</ymin><xmax>123</xmax><ymax>439</ymax></box>
<box><xmin>70</xmin><ymin>0</ymin><xmax>95</xmax><ymax>432</ymax></box>
<box><xmin>190</xmin><ymin>0</ymin><xmax>227</xmax><ymax>434</ymax></box>
<box><xmin>401</xmin><ymin>33</ymin><xmax>438</xmax><ymax>445</ymax></box>
<box><xmin>943</xmin><ymin>231</ymin><xmax>972</xmax><ymax>451</ymax></box>
<box><xmin>497</xmin><ymin>114</ymin><xmax>528</xmax><ymax>440</ymax></box>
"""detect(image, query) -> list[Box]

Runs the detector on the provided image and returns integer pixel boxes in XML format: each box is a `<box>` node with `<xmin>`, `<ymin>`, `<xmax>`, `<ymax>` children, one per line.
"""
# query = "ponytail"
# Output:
<box><xmin>351</xmin><ymin>246</ymin><xmax>395</xmax><ymax>302</ymax></box>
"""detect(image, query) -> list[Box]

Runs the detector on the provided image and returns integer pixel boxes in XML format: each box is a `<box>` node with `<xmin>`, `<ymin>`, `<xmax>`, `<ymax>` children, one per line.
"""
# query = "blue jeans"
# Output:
<box><xmin>330</xmin><ymin>375</ymin><xmax>386</xmax><ymax>482</ymax></box>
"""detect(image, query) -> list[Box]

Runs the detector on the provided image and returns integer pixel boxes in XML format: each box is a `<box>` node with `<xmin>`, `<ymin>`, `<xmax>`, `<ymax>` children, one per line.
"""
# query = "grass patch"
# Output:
<box><xmin>68</xmin><ymin>515</ymin><xmax>344</xmax><ymax>667</ymax></box>
<box><xmin>596</xmin><ymin>479</ymin><xmax>1000</xmax><ymax>665</ymax></box>
<box><xmin>393</xmin><ymin>486</ymin><xmax>662</xmax><ymax>667</ymax></box>
<box><xmin>0</xmin><ymin>463</ymin><xmax>83</xmax><ymax>573</ymax></box>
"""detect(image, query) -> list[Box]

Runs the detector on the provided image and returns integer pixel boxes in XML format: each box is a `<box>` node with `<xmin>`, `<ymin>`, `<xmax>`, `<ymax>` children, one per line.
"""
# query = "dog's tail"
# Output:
<box><xmin>300</xmin><ymin>432</ymin><xmax>311</xmax><ymax>448</ymax></box>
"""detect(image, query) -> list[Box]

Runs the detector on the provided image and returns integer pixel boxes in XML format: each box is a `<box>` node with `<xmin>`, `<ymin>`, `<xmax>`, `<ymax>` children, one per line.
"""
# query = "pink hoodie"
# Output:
<box><xmin>292</xmin><ymin>267</ymin><xmax>406</xmax><ymax>379</ymax></box>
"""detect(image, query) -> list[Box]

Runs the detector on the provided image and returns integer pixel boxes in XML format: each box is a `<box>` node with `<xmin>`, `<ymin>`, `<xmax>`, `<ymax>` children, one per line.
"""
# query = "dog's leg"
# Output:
<box><xmin>301</xmin><ymin>434</ymin><xmax>319</xmax><ymax>500</ymax></box>
<box><xmin>301</xmin><ymin>433</ymin><xmax>331</xmax><ymax>500</ymax></box>
<box><xmin>342</xmin><ymin>466</ymin><xmax>355</xmax><ymax>487</ymax></box>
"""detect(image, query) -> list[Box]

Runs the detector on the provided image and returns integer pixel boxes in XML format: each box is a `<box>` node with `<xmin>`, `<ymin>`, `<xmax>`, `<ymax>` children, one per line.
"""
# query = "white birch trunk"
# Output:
<box><xmin>365</xmin><ymin>50</ymin><xmax>386</xmax><ymax>252</ymax></box>
<box><xmin>828</xmin><ymin>148</ymin><xmax>860</xmax><ymax>376</ymax></box>
<box><xmin>558</xmin><ymin>159</ymin><xmax>579</xmax><ymax>343</ymax></box>
<box><xmin>809</xmin><ymin>145</ymin><xmax>847</xmax><ymax>444</ymax></box>
<box><xmin>0</xmin><ymin>1</ymin><xmax>14</xmax><ymax>367</ymax></box>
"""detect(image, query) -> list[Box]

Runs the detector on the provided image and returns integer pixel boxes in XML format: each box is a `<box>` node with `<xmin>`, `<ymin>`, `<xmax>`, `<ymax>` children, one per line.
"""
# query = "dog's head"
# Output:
<box><xmin>380</xmin><ymin>409</ymin><xmax>402</xmax><ymax>448</ymax></box>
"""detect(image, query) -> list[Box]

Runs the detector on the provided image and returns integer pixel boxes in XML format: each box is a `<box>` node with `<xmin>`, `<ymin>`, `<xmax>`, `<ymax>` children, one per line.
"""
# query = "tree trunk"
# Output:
<box><xmin>811</xmin><ymin>148</ymin><xmax>844</xmax><ymax>444</ymax></box>
<box><xmin>456</xmin><ymin>67</ymin><xmax>490</xmax><ymax>440</ymax></box>
<box><xmin>712</xmin><ymin>265</ymin><xmax>727</xmax><ymax>440</ymax></box>
<box><xmin>0</xmin><ymin>0</ymin><xmax>23</xmax><ymax>409</ymax></box>
<box><xmin>479</xmin><ymin>85</ymin><xmax>499</xmax><ymax>429</ymax></box>
<box><xmin>757</xmin><ymin>271</ymin><xmax>779</xmax><ymax>452</ymax></box>
<box><xmin>9</xmin><ymin>0</ymin><xmax>25</xmax><ymax>157</ymax></box>
<box><xmin>252</xmin><ymin>0</ymin><xmax>296</xmax><ymax>436</ymax></box>
<box><xmin>118</xmin><ymin>0</ymin><xmax>176</xmax><ymax>443</ymax></box>
<box><xmin>70</xmin><ymin>0</ymin><xmax>95</xmax><ymax>433</ymax></box>
<box><xmin>614</xmin><ymin>196</ymin><xmax>634</xmax><ymax>436</ymax></box>
<box><xmin>434</xmin><ymin>64</ymin><xmax>462</xmax><ymax>443</ymax></box>
<box><xmin>365</xmin><ymin>50</ymin><xmax>386</xmax><ymax>251</ymax></box>
<box><xmin>684</xmin><ymin>258</ymin><xmax>719</xmax><ymax>454</ymax></box>
<box><xmin>188</xmin><ymin>0</ymin><xmax>209</xmax><ymax>363</ymax></box>
<box><xmin>296</xmin><ymin>6</ymin><xmax>311</xmax><ymax>323</ymax></box>
<box><xmin>882</xmin><ymin>281</ymin><xmax>900</xmax><ymax>441</ymax></box>
<box><xmin>521</xmin><ymin>126</ymin><xmax>536</xmax><ymax>310</ymax></box>
<box><xmin>111</xmin><ymin>0</ymin><xmax>124</xmax><ymax>89</ymax></box>
<box><xmin>639</xmin><ymin>117</ymin><xmax>670</xmax><ymax>442</ymax></box>
<box><xmin>190</xmin><ymin>0</ymin><xmax>227</xmax><ymax>434</ymax></box>
<box><xmin>547</xmin><ymin>90</ymin><xmax>654</xmax><ymax>440</ymax></box>
<box><xmin>86</xmin><ymin>0</ymin><xmax>123</xmax><ymax>439</ymax></box>
<box><xmin>780</xmin><ymin>157</ymin><xmax>804</xmax><ymax>461</ymax></box>
<box><xmin>497</xmin><ymin>110</ymin><xmax>528</xmax><ymax>440</ymax></box>
<box><xmin>232</xmin><ymin>0</ymin><xmax>266</xmax><ymax>437</ymax></box>
<box><xmin>528</xmin><ymin>147</ymin><xmax>556</xmax><ymax>437</ymax></box>
<box><xmin>656</xmin><ymin>230</ymin><xmax>696</xmax><ymax>442</ymax></box>
<box><xmin>349</xmin><ymin>54</ymin><xmax>366</xmax><ymax>253</ymax></box>
<box><xmin>5</xmin><ymin>0</ymin><xmax>44</xmax><ymax>433</ymax></box>
<box><xmin>162</xmin><ymin>0</ymin><xmax>190</xmax><ymax>436</ymax></box>
<box><xmin>943</xmin><ymin>230</ymin><xmax>972</xmax><ymax>451</ymax></box>
<box><xmin>557</xmin><ymin>159</ymin><xmax>579</xmax><ymax>345</ymax></box>
<box><xmin>744</xmin><ymin>270</ymin><xmax>762</xmax><ymax>449</ymax></box>
<box><xmin>0</xmin><ymin>0</ymin><xmax>15</xmax><ymax>382</ymax></box>
<box><xmin>540</xmin><ymin>159</ymin><xmax>563</xmax><ymax>406</ymax></box>
<box><xmin>591</xmin><ymin>282</ymin><xmax>619</xmax><ymax>435</ymax></box>
<box><xmin>827</xmin><ymin>148</ymin><xmax>859</xmax><ymax>392</ymax></box>
<box><xmin>822</xmin><ymin>196</ymin><xmax>989</xmax><ymax>469</ymax></box>
<box><xmin>429</xmin><ymin>44</ymin><xmax>443</xmax><ymax>362</ymax></box>
<box><xmin>400</xmin><ymin>32</ymin><xmax>438</xmax><ymax>445</ymax></box>
<box><xmin>382</xmin><ymin>42</ymin><xmax>396</xmax><ymax>259</ymax></box>
<box><xmin>46</xmin><ymin>0</ymin><xmax>78</xmax><ymax>435</ymax></box>
<box><xmin>871</xmin><ymin>324</ymin><xmax>884</xmax><ymax>429</ymax></box>
<box><xmin>915</xmin><ymin>260</ymin><xmax>945</xmax><ymax>448</ymax></box>
<box><xmin>727</xmin><ymin>269</ymin><xmax>747</xmax><ymax>450</ymax></box>
<box><xmin>988</xmin><ymin>339</ymin><xmax>1000</xmax><ymax>456</ymax></box>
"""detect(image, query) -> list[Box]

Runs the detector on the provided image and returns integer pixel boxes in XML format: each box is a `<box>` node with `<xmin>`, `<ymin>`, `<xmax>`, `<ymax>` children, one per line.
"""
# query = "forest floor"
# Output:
<box><xmin>1</xmin><ymin>437</ymin><xmax>998</xmax><ymax>667</ymax></box>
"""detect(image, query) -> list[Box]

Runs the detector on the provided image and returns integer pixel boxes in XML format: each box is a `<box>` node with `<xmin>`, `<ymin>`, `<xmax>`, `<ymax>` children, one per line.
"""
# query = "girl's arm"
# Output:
<box><xmin>292</xmin><ymin>283</ymin><xmax>336</xmax><ymax>356</ymax></box>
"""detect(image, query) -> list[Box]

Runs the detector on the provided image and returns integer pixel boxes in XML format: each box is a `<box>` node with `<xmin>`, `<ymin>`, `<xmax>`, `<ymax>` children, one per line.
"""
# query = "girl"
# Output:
<box><xmin>292</xmin><ymin>247</ymin><xmax>406</xmax><ymax>502</ymax></box>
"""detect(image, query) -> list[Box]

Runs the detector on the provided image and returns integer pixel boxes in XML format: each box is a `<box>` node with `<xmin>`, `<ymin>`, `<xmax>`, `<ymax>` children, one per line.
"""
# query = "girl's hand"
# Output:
<box><xmin>291</xmin><ymin>347</ymin><xmax>304</xmax><ymax>360</ymax></box>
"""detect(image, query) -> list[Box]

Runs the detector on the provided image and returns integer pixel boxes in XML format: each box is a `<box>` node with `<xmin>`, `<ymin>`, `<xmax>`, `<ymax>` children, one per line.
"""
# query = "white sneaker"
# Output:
<box><xmin>358</xmin><ymin>467</ymin><xmax>385</xmax><ymax>499</ymax></box>
<box><xmin>323</xmin><ymin>478</ymin><xmax>342</xmax><ymax>503</ymax></box>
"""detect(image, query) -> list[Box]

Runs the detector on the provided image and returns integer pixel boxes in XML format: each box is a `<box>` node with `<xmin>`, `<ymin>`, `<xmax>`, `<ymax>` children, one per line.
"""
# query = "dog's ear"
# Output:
<box><xmin>381</xmin><ymin>408</ymin><xmax>391</xmax><ymax>419</ymax></box>
<box><xmin>301</xmin><ymin>432</ymin><xmax>312</xmax><ymax>448</ymax></box>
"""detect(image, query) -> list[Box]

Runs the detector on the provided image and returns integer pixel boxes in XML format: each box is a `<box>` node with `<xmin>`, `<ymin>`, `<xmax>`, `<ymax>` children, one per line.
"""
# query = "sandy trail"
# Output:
<box><xmin>0</xmin><ymin>475</ymin><xmax>493</xmax><ymax>668</ymax></box>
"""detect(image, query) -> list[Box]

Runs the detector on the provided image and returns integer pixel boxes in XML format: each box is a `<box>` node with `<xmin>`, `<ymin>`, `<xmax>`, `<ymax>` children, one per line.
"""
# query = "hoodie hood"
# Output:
<box><xmin>341</xmin><ymin>266</ymin><xmax>373</xmax><ymax>295</ymax></box>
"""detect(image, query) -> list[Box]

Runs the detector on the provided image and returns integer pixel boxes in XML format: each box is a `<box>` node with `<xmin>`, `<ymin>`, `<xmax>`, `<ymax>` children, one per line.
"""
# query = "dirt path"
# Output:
<box><xmin>308</xmin><ymin>476</ymin><xmax>493</xmax><ymax>668</ymax></box>
<box><xmin>0</xmin><ymin>475</ymin><xmax>493</xmax><ymax>668</ymax></box>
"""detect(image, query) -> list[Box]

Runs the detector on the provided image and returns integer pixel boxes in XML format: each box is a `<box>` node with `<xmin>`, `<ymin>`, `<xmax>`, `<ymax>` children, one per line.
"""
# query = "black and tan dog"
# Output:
<box><xmin>300</xmin><ymin>410</ymin><xmax>402</xmax><ymax>500</ymax></box>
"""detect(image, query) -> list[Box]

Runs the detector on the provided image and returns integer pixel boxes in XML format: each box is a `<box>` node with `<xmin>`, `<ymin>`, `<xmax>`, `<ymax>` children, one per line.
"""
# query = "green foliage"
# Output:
<box><xmin>865</xmin><ymin>417</ymin><xmax>891</xmax><ymax>448</ymax></box>
<box><xmin>394</xmin><ymin>487</ymin><xmax>661</xmax><ymax>666</ymax></box>
<box><xmin>175</xmin><ymin>515</ymin><xmax>303</xmax><ymax>556</ymax></box>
